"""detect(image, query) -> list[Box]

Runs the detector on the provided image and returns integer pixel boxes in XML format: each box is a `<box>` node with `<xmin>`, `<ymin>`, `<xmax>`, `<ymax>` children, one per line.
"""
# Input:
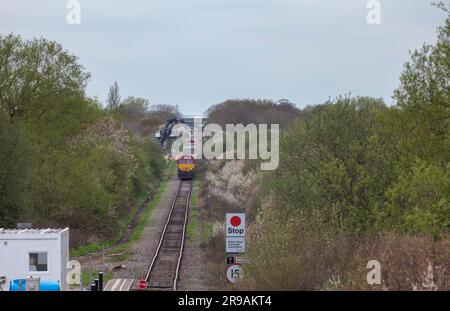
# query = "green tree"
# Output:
<box><xmin>262</xmin><ymin>96</ymin><xmax>395</xmax><ymax>236</ymax></box>
<box><xmin>117</xmin><ymin>96</ymin><xmax>150</xmax><ymax>133</ymax></box>
<box><xmin>0</xmin><ymin>34</ymin><xmax>90</xmax><ymax>120</ymax></box>
<box><xmin>392</xmin><ymin>6</ymin><xmax>450</xmax><ymax>165</ymax></box>
<box><xmin>380</xmin><ymin>5</ymin><xmax>450</xmax><ymax>236</ymax></box>
<box><xmin>107</xmin><ymin>81</ymin><xmax>121</xmax><ymax>110</ymax></box>
<box><xmin>207</xmin><ymin>99</ymin><xmax>298</xmax><ymax>129</ymax></box>
<box><xmin>0</xmin><ymin>112</ymin><xmax>32</xmax><ymax>226</ymax></box>
<box><xmin>0</xmin><ymin>34</ymin><xmax>166</xmax><ymax>246</ymax></box>
<box><xmin>383</xmin><ymin>160</ymin><xmax>450</xmax><ymax>237</ymax></box>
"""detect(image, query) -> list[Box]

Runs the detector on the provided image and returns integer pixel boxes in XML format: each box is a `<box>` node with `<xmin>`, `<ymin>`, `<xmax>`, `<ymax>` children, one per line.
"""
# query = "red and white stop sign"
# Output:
<box><xmin>226</xmin><ymin>213</ymin><xmax>245</xmax><ymax>237</ymax></box>
<box><xmin>138</xmin><ymin>279</ymin><xmax>147</xmax><ymax>289</ymax></box>
<box><xmin>230</xmin><ymin>216</ymin><xmax>241</xmax><ymax>227</ymax></box>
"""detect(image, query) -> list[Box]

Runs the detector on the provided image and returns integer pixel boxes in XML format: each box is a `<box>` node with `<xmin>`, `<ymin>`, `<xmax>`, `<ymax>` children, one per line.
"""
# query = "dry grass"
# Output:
<box><xmin>241</xmin><ymin>231</ymin><xmax>449</xmax><ymax>291</ymax></box>
<box><xmin>198</xmin><ymin>160</ymin><xmax>450</xmax><ymax>291</ymax></box>
<box><xmin>342</xmin><ymin>234</ymin><xmax>450</xmax><ymax>291</ymax></box>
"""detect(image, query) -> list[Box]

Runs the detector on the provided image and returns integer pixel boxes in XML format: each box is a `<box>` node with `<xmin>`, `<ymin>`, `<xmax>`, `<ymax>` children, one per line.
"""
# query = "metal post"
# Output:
<box><xmin>98</xmin><ymin>272</ymin><xmax>103</xmax><ymax>292</ymax></box>
<box><xmin>88</xmin><ymin>256</ymin><xmax>92</xmax><ymax>288</ymax></box>
<box><xmin>80</xmin><ymin>267</ymin><xmax>83</xmax><ymax>291</ymax></box>
<box><xmin>102</xmin><ymin>245</ymin><xmax>105</xmax><ymax>273</ymax></box>
<box><xmin>94</xmin><ymin>278</ymin><xmax>99</xmax><ymax>292</ymax></box>
<box><xmin>90</xmin><ymin>283</ymin><xmax>97</xmax><ymax>292</ymax></box>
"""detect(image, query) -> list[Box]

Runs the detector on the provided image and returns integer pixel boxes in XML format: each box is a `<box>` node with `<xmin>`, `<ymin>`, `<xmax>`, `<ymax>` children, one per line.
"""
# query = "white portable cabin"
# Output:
<box><xmin>0</xmin><ymin>228</ymin><xmax>69</xmax><ymax>291</ymax></box>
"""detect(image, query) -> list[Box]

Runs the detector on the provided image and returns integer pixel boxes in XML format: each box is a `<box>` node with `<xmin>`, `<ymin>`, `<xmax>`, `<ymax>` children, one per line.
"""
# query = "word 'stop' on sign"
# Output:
<box><xmin>226</xmin><ymin>213</ymin><xmax>245</xmax><ymax>237</ymax></box>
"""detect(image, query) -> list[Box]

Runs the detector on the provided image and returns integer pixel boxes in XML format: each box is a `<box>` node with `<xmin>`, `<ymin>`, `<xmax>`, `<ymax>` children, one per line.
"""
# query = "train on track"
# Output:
<box><xmin>176</xmin><ymin>155</ymin><xmax>196</xmax><ymax>180</ymax></box>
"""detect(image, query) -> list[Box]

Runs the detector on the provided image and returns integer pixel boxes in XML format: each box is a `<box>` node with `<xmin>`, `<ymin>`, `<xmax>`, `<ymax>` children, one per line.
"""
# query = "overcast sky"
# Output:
<box><xmin>0</xmin><ymin>0</ymin><xmax>447</xmax><ymax>114</ymax></box>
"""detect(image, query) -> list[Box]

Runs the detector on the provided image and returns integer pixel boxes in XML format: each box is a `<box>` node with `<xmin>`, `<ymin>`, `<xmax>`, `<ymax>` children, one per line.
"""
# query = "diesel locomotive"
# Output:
<box><xmin>176</xmin><ymin>155</ymin><xmax>196</xmax><ymax>180</ymax></box>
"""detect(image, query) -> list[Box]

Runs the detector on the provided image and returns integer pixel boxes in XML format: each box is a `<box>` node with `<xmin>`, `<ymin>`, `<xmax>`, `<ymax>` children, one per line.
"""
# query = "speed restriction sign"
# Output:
<box><xmin>226</xmin><ymin>265</ymin><xmax>243</xmax><ymax>283</ymax></box>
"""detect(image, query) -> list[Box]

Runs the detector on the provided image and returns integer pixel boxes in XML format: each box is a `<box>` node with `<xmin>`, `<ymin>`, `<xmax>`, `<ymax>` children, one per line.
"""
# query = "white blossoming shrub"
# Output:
<box><xmin>205</xmin><ymin>160</ymin><xmax>256</xmax><ymax>207</ymax></box>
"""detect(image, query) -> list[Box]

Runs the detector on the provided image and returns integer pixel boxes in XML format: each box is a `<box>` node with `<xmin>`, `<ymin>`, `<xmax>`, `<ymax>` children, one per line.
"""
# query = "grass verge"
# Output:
<box><xmin>70</xmin><ymin>162</ymin><xmax>175</xmax><ymax>257</ymax></box>
<box><xmin>187</xmin><ymin>178</ymin><xmax>201</xmax><ymax>243</ymax></box>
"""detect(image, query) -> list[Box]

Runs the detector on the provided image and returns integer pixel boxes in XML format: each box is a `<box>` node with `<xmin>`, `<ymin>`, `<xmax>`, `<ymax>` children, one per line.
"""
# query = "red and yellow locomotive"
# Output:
<box><xmin>176</xmin><ymin>155</ymin><xmax>196</xmax><ymax>180</ymax></box>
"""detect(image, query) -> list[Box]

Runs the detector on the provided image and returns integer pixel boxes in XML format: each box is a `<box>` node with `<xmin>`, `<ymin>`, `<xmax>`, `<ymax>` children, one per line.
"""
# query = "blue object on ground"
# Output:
<box><xmin>9</xmin><ymin>279</ymin><xmax>60</xmax><ymax>291</ymax></box>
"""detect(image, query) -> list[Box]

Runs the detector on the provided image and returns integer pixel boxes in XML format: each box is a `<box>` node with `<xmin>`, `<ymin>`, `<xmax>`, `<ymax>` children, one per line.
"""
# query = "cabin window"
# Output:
<box><xmin>29</xmin><ymin>252</ymin><xmax>48</xmax><ymax>272</ymax></box>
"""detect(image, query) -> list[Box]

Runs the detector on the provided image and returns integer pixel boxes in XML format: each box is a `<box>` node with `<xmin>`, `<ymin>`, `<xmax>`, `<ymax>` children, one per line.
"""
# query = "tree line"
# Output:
<box><xmin>243</xmin><ymin>7</ymin><xmax>449</xmax><ymax>290</ymax></box>
<box><xmin>205</xmin><ymin>6</ymin><xmax>449</xmax><ymax>290</ymax></box>
<box><xmin>0</xmin><ymin>34</ymin><xmax>176</xmax><ymax>246</ymax></box>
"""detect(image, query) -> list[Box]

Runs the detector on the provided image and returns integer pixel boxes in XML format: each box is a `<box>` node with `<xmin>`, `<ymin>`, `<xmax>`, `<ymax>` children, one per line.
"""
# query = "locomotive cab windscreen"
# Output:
<box><xmin>176</xmin><ymin>156</ymin><xmax>196</xmax><ymax>180</ymax></box>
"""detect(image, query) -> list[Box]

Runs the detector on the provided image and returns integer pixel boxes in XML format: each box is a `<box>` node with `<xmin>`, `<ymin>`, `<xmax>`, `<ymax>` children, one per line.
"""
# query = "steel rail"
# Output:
<box><xmin>143</xmin><ymin>180</ymin><xmax>192</xmax><ymax>290</ymax></box>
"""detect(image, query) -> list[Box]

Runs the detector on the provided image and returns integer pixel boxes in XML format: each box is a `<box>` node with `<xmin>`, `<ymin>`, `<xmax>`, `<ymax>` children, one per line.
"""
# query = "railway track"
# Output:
<box><xmin>143</xmin><ymin>180</ymin><xmax>192</xmax><ymax>291</ymax></box>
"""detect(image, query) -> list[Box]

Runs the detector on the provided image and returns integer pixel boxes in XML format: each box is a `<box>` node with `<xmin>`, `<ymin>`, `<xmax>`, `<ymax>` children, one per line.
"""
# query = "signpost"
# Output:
<box><xmin>138</xmin><ymin>278</ymin><xmax>147</xmax><ymax>289</ymax></box>
<box><xmin>227</xmin><ymin>255</ymin><xmax>247</xmax><ymax>265</ymax></box>
<box><xmin>226</xmin><ymin>213</ymin><xmax>245</xmax><ymax>237</ymax></box>
<box><xmin>235</xmin><ymin>256</ymin><xmax>247</xmax><ymax>265</ymax></box>
<box><xmin>226</xmin><ymin>237</ymin><xmax>245</xmax><ymax>253</ymax></box>
<box><xmin>226</xmin><ymin>213</ymin><xmax>246</xmax><ymax>253</ymax></box>
<box><xmin>226</xmin><ymin>265</ymin><xmax>243</xmax><ymax>283</ymax></box>
<box><xmin>226</xmin><ymin>213</ymin><xmax>246</xmax><ymax>283</ymax></box>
